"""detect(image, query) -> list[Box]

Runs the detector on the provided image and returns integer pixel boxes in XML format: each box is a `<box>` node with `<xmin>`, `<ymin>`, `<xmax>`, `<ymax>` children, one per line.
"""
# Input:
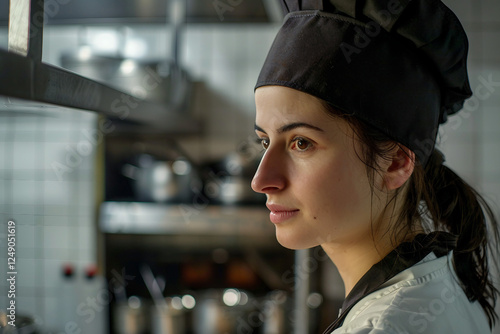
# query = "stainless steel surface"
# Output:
<box><xmin>140</xmin><ymin>264</ymin><xmax>169</xmax><ymax>308</ymax></box>
<box><xmin>261</xmin><ymin>290</ymin><xmax>289</xmax><ymax>334</ymax></box>
<box><xmin>100</xmin><ymin>202</ymin><xmax>273</xmax><ymax>236</ymax></box>
<box><xmin>151</xmin><ymin>302</ymin><xmax>185</xmax><ymax>334</ymax></box>
<box><xmin>192</xmin><ymin>289</ymin><xmax>256</xmax><ymax>334</ymax></box>
<box><xmin>113</xmin><ymin>298</ymin><xmax>149</xmax><ymax>334</ymax></box>
<box><xmin>8</xmin><ymin>0</ymin><xmax>44</xmax><ymax>61</ymax></box>
<box><xmin>8</xmin><ymin>0</ymin><xmax>30</xmax><ymax>56</ymax></box>
<box><xmin>0</xmin><ymin>49</ymin><xmax>200</xmax><ymax>133</ymax></box>
<box><xmin>1</xmin><ymin>0</ymin><xmax>279</xmax><ymax>24</ymax></box>
<box><xmin>140</xmin><ymin>265</ymin><xmax>186</xmax><ymax>334</ymax></box>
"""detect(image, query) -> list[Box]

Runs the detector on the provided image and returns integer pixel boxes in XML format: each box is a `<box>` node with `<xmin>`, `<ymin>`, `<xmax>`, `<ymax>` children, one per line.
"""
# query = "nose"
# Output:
<box><xmin>251</xmin><ymin>149</ymin><xmax>286</xmax><ymax>194</ymax></box>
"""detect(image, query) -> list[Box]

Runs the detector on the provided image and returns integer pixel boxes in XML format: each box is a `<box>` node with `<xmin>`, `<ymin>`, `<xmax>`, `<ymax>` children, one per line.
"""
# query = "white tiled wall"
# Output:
<box><xmin>438</xmin><ymin>2</ymin><xmax>500</xmax><ymax>332</ymax></box>
<box><xmin>0</xmin><ymin>107</ymin><xmax>100</xmax><ymax>331</ymax></box>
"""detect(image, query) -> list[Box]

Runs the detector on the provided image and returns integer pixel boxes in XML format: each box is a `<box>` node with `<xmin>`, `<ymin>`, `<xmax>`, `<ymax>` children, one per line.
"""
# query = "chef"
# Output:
<box><xmin>251</xmin><ymin>0</ymin><xmax>499</xmax><ymax>333</ymax></box>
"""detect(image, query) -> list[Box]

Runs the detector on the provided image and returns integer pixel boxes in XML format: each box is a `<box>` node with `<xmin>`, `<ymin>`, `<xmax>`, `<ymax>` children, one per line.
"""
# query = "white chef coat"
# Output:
<box><xmin>330</xmin><ymin>252</ymin><xmax>491</xmax><ymax>333</ymax></box>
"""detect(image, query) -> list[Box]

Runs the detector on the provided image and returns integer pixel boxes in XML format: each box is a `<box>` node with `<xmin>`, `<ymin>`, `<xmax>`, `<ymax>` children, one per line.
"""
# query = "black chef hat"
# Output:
<box><xmin>255</xmin><ymin>0</ymin><xmax>472</xmax><ymax>165</ymax></box>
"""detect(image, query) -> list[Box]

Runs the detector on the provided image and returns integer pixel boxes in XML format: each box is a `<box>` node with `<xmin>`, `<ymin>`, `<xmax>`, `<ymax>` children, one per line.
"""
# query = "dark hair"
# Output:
<box><xmin>323</xmin><ymin>103</ymin><xmax>499</xmax><ymax>328</ymax></box>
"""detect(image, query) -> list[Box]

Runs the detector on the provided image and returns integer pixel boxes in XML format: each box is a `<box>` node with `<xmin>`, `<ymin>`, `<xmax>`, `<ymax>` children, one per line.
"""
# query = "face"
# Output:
<box><xmin>252</xmin><ymin>86</ymin><xmax>386</xmax><ymax>250</ymax></box>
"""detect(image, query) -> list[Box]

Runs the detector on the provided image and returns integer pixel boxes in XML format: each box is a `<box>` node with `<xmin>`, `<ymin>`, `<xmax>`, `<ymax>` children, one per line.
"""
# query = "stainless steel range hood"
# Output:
<box><xmin>0</xmin><ymin>0</ymin><xmax>283</xmax><ymax>25</ymax></box>
<box><xmin>0</xmin><ymin>0</ymin><xmax>282</xmax><ymax>131</ymax></box>
<box><xmin>1</xmin><ymin>0</ymin><xmax>204</xmax><ymax>133</ymax></box>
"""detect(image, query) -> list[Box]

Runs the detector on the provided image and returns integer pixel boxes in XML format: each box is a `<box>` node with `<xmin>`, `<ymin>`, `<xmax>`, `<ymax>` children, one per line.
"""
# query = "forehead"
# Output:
<box><xmin>255</xmin><ymin>86</ymin><xmax>327</xmax><ymax>125</ymax></box>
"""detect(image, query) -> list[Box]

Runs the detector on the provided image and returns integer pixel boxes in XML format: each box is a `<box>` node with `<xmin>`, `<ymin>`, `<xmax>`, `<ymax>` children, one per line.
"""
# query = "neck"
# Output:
<box><xmin>321</xmin><ymin>234</ymin><xmax>396</xmax><ymax>297</ymax></box>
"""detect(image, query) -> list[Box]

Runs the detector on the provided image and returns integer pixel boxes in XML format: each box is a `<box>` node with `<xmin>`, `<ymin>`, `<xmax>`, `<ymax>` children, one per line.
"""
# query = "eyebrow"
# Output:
<box><xmin>254</xmin><ymin>122</ymin><xmax>324</xmax><ymax>134</ymax></box>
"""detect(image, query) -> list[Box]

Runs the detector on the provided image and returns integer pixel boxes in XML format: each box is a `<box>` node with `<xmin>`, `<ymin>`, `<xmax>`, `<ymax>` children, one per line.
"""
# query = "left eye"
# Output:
<box><xmin>292</xmin><ymin>137</ymin><xmax>312</xmax><ymax>151</ymax></box>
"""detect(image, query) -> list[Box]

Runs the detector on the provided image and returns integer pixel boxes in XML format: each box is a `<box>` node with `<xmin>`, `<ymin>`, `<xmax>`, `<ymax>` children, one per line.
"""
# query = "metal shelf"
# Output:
<box><xmin>0</xmin><ymin>48</ymin><xmax>201</xmax><ymax>133</ymax></box>
<box><xmin>99</xmin><ymin>201</ymin><xmax>273</xmax><ymax>236</ymax></box>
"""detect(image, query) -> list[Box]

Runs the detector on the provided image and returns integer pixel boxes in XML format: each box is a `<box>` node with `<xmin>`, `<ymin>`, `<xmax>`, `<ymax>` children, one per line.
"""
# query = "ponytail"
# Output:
<box><xmin>413</xmin><ymin>149</ymin><xmax>499</xmax><ymax>327</ymax></box>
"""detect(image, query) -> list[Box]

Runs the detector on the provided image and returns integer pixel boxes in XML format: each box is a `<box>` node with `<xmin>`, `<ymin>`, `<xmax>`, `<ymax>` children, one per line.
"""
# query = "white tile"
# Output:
<box><xmin>16</xmin><ymin>258</ymin><xmax>37</xmax><ymax>288</ymax></box>
<box><xmin>479</xmin><ymin>0</ymin><xmax>500</xmax><ymax>24</ymax></box>
<box><xmin>0</xmin><ymin>179</ymin><xmax>6</xmax><ymax>205</ymax></box>
<box><xmin>42</xmin><ymin>295</ymin><xmax>65</xmax><ymax>331</ymax></box>
<box><xmin>43</xmin><ymin>214</ymin><xmax>70</xmax><ymax>226</ymax></box>
<box><xmin>10</xmin><ymin>116</ymin><xmax>44</xmax><ymax>133</ymax></box>
<box><xmin>12</xmin><ymin>129</ymin><xmax>40</xmax><ymax>142</ymax></box>
<box><xmin>44</xmin><ymin>248</ymin><xmax>78</xmax><ymax>261</ymax></box>
<box><xmin>45</xmin><ymin>142</ymin><xmax>96</xmax><ymax>178</ymax></box>
<box><xmin>71</xmin><ymin>180</ymin><xmax>95</xmax><ymax>207</ymax></box>
<box><xmin>11</xmin><ymin>169</ymin><xmax>36</xmax><ymax>181</ymax></box>
<box><xmin>481</xmin><ymin>106</ymin><xmax>500</xmax><ymax>137</ymax></box>
<box><xmin>12</xmin><ymin>141</ymin><xmax>37</xmax><ymax>170</ymax></box>
<box><xmin>44</xmin><ymin>142</ymin><xmax>70</xmax><ymax>172</ymax></box>
<box><xmin>0</xmin><ymin>256</ymin><xmax>7</xmax><ymax>279</ymax></box>
<box><xmin>0</xmin><ymin>296</ymin><xmax>6</xmax><ymax>311</ymax></box>
<box><xmin>43</xmin><ymin>180</ymin><xmax>69</xmax><ymax>206</ymax></box>
<box><xmin>76</xmin><ymin>249</ymin><xmax>95</xmax><ymax>265</ymax></box>
<box><xmin>42</xmin><ymin>259</ymin><xmax>65</xmax><ymax>289</ymax></box>
<box><xmin>16</xmin><ymin>246</ymin><xmax>36</xmax><ymax>260</ymax></box>
<box><xmin>42</xmin><ymin>116</ymin><xmax>76</xmax><ymax>133</ymax></box>
<box><xmin>439</xmin><ymin>113</ymin><xmax>478</xmax><ymax>141</ymax></box>
<box><xmin>11</xmin><ymin>205</ymin><xmax>38</xmax><ymax>216</ymax></box>
<box><xmin>482</xmin><ymin>31</ymin><xmax>500</xmax><ymax>64</ymax></box>
<box><xmin>77</xmin><ymin>224</ymin><xmax>96</xmax><ymax>250</ymax></box>
<box><xmin>438</xmin><ymin>141</ymin><xmax>480</xmax><ymax>183</ymax></box>
<box><xmin>16</xmin><ymin>223</ymin><xmax>36</xmax><ymax>249</ymax></box>
<box><xmin>15</xmin><ymin>295</ymin><xmax>39</xmax><ymax>317</ymax></box>
<box><xmin>44</xmin><ymin>205</ymin><xmax>71</xmax><ymax>217</ymax></box>
<box><xmin>479</xmin><ymin>139</ymin><xmax>500</xmax><ymax>176</ymax></box>
<box><xmin>43</xmin><ymin>225</ymin><xmax>71</xmax><ymax>251</ymax></box>
<box><xmin>6</xmin><ymin>213</ymin><xmax>36</xmax><ymax>226</ymax></box>
<box><xmin>470</xmin><ymin>68</ymin><xmax>500</xmax><ymax>109</ymax></box>
<box><xmin>12</xmin><ymin>180</ymin><xmax>37</xmax><ymax>205</ymax></box>
<box><xmin>0</xmin><ymin>141</ymin><xmax>8</xmax><ymax>169</ymax></box>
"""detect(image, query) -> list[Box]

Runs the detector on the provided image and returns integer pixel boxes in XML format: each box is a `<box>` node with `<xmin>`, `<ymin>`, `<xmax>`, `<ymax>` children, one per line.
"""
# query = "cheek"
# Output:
<box><xmin>305</xmin><ymin>155</ymin><xmax>372</xmax><ymax>222</ymax></box>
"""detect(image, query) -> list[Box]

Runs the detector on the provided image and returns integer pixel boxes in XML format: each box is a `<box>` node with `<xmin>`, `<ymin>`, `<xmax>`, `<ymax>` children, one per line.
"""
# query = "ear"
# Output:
<box><xmin>383</xmin><ymin>145</ymin><xmax>415</xmax><ymax>191</ymax></box>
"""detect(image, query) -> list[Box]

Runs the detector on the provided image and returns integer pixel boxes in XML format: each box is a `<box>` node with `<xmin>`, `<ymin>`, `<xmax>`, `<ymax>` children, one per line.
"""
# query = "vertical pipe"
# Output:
<box><xmin>28</xmin><ymin>0</ymin><xmax>44</xmax><ymax>62</ymax></box>
<box><xmin>294</xmin><ymin>248</ymin><xmax>310</xmax><ymax>334</ymax></box>
<box><xmin>168</xmin><ymin>0</ymin><xmax>184</xmax><ymax>67</ymax></box>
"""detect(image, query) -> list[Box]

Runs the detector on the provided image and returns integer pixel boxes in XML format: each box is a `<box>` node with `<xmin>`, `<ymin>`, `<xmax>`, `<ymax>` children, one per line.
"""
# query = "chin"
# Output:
<box><xmin>275</xmin><ymin>228</ymin><xmax>316</xmax><ymax>250</ymax></box>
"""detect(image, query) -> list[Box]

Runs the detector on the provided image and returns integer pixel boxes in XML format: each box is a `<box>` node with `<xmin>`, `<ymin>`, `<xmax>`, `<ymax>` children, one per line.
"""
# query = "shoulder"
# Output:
<box><xmin>333</xmin><ymin>252</ymin><xmax>490</xmax><ymax>334</ymax></box>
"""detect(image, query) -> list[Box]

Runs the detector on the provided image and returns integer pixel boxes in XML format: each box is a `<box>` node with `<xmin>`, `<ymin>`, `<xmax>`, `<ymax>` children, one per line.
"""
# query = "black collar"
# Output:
<box><xmin>322</xmin><ymin>232</ymin><xmax>457</xmax><ymax>334</ymax></box>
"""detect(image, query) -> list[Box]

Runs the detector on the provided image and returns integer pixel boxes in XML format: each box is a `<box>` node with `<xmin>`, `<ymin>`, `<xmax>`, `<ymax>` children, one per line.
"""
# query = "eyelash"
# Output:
<box><xmin>256</xmin><ymin>136</ymin><xmax>313</xmax><ymax>152</ymax></box>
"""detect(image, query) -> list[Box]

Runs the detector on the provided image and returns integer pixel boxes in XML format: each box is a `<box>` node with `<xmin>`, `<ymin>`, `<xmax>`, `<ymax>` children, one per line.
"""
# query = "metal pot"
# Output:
<box><xmin>193</xmin><ymin>289</ymin><xmax>256</xmax><ymax>334</ymax></box>
<box><xmin>203</xmin><ymin>151</ymin><xmax>265</xmax><ymax>205</ymax></box>
<box><xmin>261</xmin><ymin>290</ymin><xmax>290</xmax><ymax>334</ymax></box>
<box><xmin>113</xmin><ymin>297</ymin><xmax>150</xmax><ymax>334</ymax></box>
<box><xmin>122</xmin><ymin>153</ymin><xmax>200</xmax><ymax>203</ymax></box>
<box><xmin>0</xmin><ymin>312</ymin><xmax>39</xmax><ymax>334</ymax></box>
<box><xmin>151</xmin><ymin>299</ymin><xmax>186</xmax><ymax>334</ymax></box>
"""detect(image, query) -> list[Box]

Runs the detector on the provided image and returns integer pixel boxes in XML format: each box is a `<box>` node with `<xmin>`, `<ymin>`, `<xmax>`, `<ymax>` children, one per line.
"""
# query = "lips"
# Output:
<box><xmin>266</xmin><ymin>203</ymin><xmax>300</xmax><ymax>224</ymax></box>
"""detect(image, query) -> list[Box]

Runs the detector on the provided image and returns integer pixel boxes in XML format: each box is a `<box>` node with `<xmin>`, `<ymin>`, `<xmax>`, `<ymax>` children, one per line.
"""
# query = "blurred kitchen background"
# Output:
<box><xmin>0</xmin><ymin>0</ymin><xmax>499</xmax><ymax>333</ymax></box>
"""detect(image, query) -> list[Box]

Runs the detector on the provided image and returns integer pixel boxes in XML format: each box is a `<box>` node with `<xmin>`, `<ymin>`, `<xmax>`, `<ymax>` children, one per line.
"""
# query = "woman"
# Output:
<box><xmin>251</xmin><ymin>0</ymin><xmax>499</xmax><ymax>333</ymax></box>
